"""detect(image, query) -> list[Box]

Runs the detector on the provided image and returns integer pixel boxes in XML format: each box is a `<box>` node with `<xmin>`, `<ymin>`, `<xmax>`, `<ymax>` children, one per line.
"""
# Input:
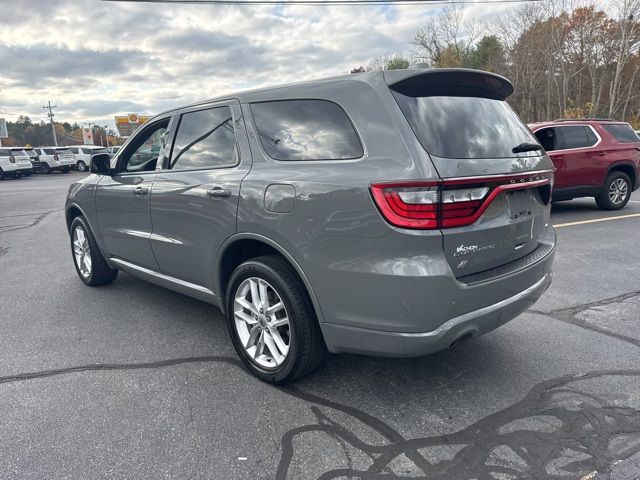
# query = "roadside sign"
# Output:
<box><xmin>82</xmin><ymin>127</ymin><xmax>94</xmax><ymax>145</ymax></box>
<box><xmin>0</xmin><ymin>118</ymin><xmax>7</xmax><ymax>138</ymax></box>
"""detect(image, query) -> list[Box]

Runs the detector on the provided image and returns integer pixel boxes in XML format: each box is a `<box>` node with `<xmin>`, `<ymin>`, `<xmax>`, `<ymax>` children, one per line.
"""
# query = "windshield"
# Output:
<box><xmin>391</xmin><ymin>92</ymin><xmax>538</xmax><ymax>159</ymax></box>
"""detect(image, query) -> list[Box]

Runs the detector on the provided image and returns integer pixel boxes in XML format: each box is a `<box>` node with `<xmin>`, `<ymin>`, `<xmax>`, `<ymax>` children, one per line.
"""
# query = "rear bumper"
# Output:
<box><xmin>321</xmin><ymin>270</ymin><xmax>552</xmax><ymax>356</ymax></box>
<box><xmin>309</xmin><ymin>226</ymin><xmax>556</xmax><ymax>356</ymax></box>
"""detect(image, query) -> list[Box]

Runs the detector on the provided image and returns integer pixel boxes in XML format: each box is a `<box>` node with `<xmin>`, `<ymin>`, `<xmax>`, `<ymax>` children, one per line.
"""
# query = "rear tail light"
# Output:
<box><xmin>9</xmin><ymin>155</ymin><xmax>15</xmax><ymax>163</ymax></box>
<box><xmin>370</xmin><ymin>171</ymin><xmax>552</xmax><ymax>230</ymax></box>
<box><xmin>54</xmin><ymin>154</ymin><xmax>59</xmax><ymax>161</ymax></box>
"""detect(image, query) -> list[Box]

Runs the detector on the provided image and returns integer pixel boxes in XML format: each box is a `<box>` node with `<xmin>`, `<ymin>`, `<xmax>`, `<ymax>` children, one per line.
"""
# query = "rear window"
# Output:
<box><xmin>391</xmin><ymin>92</ymin><xmax>537</xmax><ymax>159</ymax></box>
<box><xmin>250</xmin><ymin>100</ymin><xmax>363</xmax><ymax>161</ymax></box>
<box><xmin>603</xmin><ymin>124</ymin><xmax>640</xmax><ymax>143</ymax></box>
<box><xmin>558</xmin><ymin>126</ymin><xmax>598</xmax><ymax>149</ymax></box>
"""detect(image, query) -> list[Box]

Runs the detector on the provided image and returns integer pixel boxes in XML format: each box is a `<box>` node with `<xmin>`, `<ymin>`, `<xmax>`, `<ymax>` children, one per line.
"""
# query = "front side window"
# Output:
<box><xmin>534</xmin><ymin>128</ymin><xmax>558</xmax><ymax>151</ymax></box>
<box><xmin>120</xmin><ymin>119</ymin><xmax>169</xmax><ymax>172</ymax></box>
<box><xmin>603</xmin><ymin>124</ymin><xmax>640</xmax><ymax>143</ymax></box>
<box><xmin>558</xmin><ymin>126</ymin><xmax>597</xmax><ymax>150</ymax></box>
<box><xmin>170</xmin><ymin>106</ymin><xmax>237</xmax><ymax>170</ymax></box>
<box><xmin>250</xmin><ymin>100</ymin><xmax>363</xmax><ymax>161</ymax></box>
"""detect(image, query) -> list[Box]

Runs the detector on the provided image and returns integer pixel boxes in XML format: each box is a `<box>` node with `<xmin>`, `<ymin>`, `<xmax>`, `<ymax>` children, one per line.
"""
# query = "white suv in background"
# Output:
<box><xmin>68</xmin><ymin>145</ymin><xmax>107</xmax><ymax>172</ymax></box>
<box><xmin>0</xmin><ymin>148</ymin><xmax>33</xmax><ymax>179</ymax></box>
<box><xmin>34</xmin><ymin>147</ymin><xmax>76</xmax><ymax>173</ymax></box>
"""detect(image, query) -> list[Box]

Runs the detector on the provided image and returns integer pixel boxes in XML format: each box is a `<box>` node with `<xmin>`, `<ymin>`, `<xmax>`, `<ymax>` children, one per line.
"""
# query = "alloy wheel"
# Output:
<box><xmin>609</xmin><ymin>178</ymin><xmax>629</xmax><ymax>205</ymax></box>
<box><xmin>77</xmin><ymin>161</ymin><xmax>86</xmax><ymax>172</ymax></box>
<box><xmin>234</xmin><ymin>277</ymin><xmax>291</xmax><ymax>369</ymax></box>
<box><xmin>73</xmin><ymin>226</ymin><xmax>92</xmax><ymax>278</ymax></box>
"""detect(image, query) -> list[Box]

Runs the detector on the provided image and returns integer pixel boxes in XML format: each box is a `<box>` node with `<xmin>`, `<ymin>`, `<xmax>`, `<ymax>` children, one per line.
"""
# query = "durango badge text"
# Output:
<box><xmin>65</xmin><ymin>68</ymin><xmax>556</xmax><ymax>384</ymax></box>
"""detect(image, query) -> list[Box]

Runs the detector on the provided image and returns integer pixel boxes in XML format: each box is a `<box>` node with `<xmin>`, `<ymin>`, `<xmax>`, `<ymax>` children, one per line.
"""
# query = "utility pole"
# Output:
<box><xmin>42</xmin><ymin>101</ymin><xmax>58</xmax><ymax>146</ymax></box>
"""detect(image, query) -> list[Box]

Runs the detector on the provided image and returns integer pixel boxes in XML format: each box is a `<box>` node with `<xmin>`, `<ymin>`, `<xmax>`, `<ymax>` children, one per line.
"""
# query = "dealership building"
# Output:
<box><xmin>114</xmin><ymin>113</ymin><xmax>151</xmax><ymax>137</ymax></box>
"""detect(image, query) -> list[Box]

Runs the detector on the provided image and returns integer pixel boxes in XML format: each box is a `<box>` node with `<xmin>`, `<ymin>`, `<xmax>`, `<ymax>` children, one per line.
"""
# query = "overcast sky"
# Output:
<box><xmin>0</xmin><ymin>0</ymin><xmax>520</xmax><ymax>129</ymax></box>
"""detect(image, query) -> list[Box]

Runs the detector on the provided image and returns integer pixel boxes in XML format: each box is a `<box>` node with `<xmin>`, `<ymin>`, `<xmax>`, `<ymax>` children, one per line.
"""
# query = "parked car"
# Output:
<box><xmin>34</xmin><ymin>147</ymin><xmax>76</xmax><ymax>173</ymax></box>
<box><xmin>68</xmin><ymin>145</ymin><xmax>107</xmax><ymax>172</ymax></box>
<box><xmin>0</xmin><ymin>147</ymin><xmax>33</xmax><ymax>179</ymax></box>
<box><xmin>23</xmin><ymin>148</ymin><xmax>41</xmax><ymax>171</ymax></box>
<box><xmin>65</xmin><ymin>68</ymin><xmax>556</xmax><ymax>383</ymax></box>
<box><xmin>529</xmin><ymin>119</ymin><xmax>640</xmax><ymax>209</ymax></box>
<box><xmin>106</xmin><ymin>146</ymin><xmax>121</xmax><ymax>157</ymax></box>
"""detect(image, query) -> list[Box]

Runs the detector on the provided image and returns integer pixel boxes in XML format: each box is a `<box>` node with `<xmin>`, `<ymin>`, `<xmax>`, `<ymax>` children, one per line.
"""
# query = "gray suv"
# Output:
<box><xmin>65</xmin><ymin>69</ymin><xmax>556</xmax><ymax>383</ymax></box>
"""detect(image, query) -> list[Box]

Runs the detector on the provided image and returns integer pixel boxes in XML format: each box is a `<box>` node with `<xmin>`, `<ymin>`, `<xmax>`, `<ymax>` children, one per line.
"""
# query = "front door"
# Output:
<box><xmin>95</xmin><ymin>117</ymin><xmax>171</xmax><ymax>269</ymax></box>
<box><xmin>149</xmin><ymin>101</ymin><xmax>251</xmax><ymax>292</ymax></box>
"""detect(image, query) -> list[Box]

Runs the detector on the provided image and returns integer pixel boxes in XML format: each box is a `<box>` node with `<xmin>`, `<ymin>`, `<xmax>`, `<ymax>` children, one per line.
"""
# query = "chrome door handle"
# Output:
<box><xmin>206</xmin><ymin>188</ymin><xmax>231</xmax><ymax>198</ymax></box>
<box><xmin>133</xmin><ymin>186</ymin><xmax>149</xmax><ymax>196</ymax></box>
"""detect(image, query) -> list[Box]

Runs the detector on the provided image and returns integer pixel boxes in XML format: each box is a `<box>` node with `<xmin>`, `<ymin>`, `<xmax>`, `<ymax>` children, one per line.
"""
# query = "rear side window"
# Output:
<box><xmin>0</xmin><ymin>150</ymin><xmax>10</xmax><ymax>156</ymax></box>
<box><xmin>250</xmin><ymin>100</ymin><xmax>363</xmax><ymax>161</ymax></box>
<box><xmin>44</xmin><ymin>149</ymin><xmax>55</xmax><ymax>154</ymax></box>
<box><xmin>603</xmin><ymin>124</ymin><xmax>640</xmax><ymax>143</ymax></box>
<box><xmin>558</xmin><ymin>126</ymin><xmax>597</xmax><ymax>149</ymax></box>
<box><xmin>391</xmin><ymin>91</ymin><xmax>537</xmax><ymax>158</ymax></box>
<box><xmin>69</xmin><ymin>147</ymin><xmax>79</xmax><ymax>154</ymax></box>
<box><xmin>170</xmin><ymin>106</ymin><xmax>237</xmax><ymax>170</ymax></box>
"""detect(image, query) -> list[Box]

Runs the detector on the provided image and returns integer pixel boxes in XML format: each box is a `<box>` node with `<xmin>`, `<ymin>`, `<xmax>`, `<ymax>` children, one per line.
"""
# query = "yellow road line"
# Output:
<box><xmin>554</xmin><ymin>213</ymin><xmax>640</xmax><ymax>228</ymax></box>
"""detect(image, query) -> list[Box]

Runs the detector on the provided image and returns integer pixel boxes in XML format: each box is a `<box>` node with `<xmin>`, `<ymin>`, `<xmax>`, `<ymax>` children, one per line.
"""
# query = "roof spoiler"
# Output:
<box><xmin>384</xmin><ymin>68</ymin><xmax>514</xmax><ymax>101</ymax></box>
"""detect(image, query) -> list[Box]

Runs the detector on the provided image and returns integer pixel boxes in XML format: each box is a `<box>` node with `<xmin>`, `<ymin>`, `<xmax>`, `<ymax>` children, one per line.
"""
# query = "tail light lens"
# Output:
<box><xmin>371</xmin><ymin>171</ymin><xmax>553</xmax><ymax>230</ymax></box>
<box><xmin>9</xmin><ymin>155</ymin><xmax>15</xmax><ymax>163</ymax></box>
<box><xmin>54</xmin><ymin>154</ymin><xmax>59</xmax><ymax>161</ymax></box>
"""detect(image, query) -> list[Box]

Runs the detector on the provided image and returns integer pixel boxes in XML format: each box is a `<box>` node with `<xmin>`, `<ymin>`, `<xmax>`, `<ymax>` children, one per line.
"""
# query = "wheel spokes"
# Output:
<box><xmin>234</xmin><ymin>276</ymin><xmax>291</xmax><ymax>368</ymax></box>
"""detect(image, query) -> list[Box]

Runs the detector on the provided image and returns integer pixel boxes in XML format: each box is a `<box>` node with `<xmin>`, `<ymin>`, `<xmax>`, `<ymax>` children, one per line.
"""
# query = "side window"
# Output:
<box><xmin>558</xmin><ymin>126</ymin><xmax>596</xmax><ymax>150</ymax></box>
<box><xmin>44</xmin><ymin>148</ymin><xmax>54</xmax><ymax>155</ymax></box>
<box><xmin>603</xmin><ymin>124</ymin><xmax>640</xmax><ymax>143</ymax></box>
<box><xmin>170</xmin><ymin>106</ymin><xmax>237</xmax><ymax>170</ymax></box>
<box><xmin>69</xmin><ymin>147</ymin><xmax>79</xmax><ymax>154</ymax></box>
<box><xmin>119</xmin><ymin>119</ymin><xmax>169</xmax><ymax>173</ymax></box>
<box><xmin>250</xmin><ymin>99</ymin><xmax>363</xmax><ymax>161</ymax></box>
<box><xmin>534</xmin><ymin>127</ymin><xmax>557</xmax><ymax>152</ymax></box>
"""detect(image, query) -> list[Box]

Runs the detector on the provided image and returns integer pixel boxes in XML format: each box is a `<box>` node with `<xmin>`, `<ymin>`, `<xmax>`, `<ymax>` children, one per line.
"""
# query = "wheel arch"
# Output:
<box><xmin>216</xmin><ymin>233</ymin><xmax>325</xmax><ymax>323</ymax></box>
<box><xmin>607</xmin><ymin>162</ymin><xmax>637</xmax><ymax>190</ymax></box>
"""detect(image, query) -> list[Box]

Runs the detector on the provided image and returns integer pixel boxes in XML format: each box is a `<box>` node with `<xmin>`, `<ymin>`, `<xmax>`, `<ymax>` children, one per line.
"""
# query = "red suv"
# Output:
<box><xmin>529</xmin><ymin>119</ymin><xmax>640</xmax><ymax>209</ymax></box>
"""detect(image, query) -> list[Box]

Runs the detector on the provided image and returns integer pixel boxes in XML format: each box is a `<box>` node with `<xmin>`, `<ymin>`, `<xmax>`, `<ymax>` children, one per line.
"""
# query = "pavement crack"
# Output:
<box><xmin>530</xmin><ymin>290</ymin><xmax>640</xmax><ymax>349</ymax></box>
<box><xmin>0</xmin><ymin>356</ymin><xmax>242</xmax><ymax>385</ymax></box>
<box><xmin>0</xmin><ymin>209</ymin><xmax>63</xmax><ymax>233</ymax></box>
<box><xmin>0</xmin><ymin>246</ymin><xmax>9</xmax><ymax>258</ymax></box>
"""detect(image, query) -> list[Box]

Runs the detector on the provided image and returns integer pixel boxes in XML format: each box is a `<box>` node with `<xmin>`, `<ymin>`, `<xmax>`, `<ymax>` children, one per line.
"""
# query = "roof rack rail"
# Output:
<box><xmin>553</xmin><ymin>118</ymin><xmax>617</xmax><ymax>122</ymax></box>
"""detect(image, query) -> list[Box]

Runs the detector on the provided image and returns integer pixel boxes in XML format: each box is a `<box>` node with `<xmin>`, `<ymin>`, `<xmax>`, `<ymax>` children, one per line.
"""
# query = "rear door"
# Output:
<box><xmin>554</xmin><ymin>125</ymin><xmax>605</xmax><ymax>188</ymax></box>
<box><xmin>95</xmin><ymin>116</ymin><xmax>171</xmax><ymax>269</ymax></box>
<box><xmin>388</xmin><ymin>71</ymin><xmax>554</xmax><ymax>277</ymax></box>
<box><xmin>599</xmin><ymin>123</ymin><xmax>640</xmax><ymax>178</ymax></box>
<box><xmin>149</xmin><ymin>100</ymin><xmax>251</xmax><ymax>290</ymax></box>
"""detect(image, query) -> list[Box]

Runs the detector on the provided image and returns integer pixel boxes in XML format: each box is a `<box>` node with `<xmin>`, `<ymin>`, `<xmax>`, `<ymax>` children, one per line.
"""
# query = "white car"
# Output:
<box><xmin>0</xmin><ymin>148</ymin><xmax>33</xmax><ymax>179</ymax></box>
<box><xmin>34</xmin><ymin>147</ymin><xmax>76</xmax><ymax>174</ymax></box>
<box><xmin>68</xmin><ymin>145</ymin><xmax>108</xmax><ymax>172</ymax></box>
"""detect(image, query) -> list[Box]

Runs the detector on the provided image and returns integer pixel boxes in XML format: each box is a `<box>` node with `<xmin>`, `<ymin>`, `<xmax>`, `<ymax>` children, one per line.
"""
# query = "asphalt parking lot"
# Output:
<box><xmin>1</xmin><ymin>172</ymin><xmax>639</xmax><ymax>480</ymax></box>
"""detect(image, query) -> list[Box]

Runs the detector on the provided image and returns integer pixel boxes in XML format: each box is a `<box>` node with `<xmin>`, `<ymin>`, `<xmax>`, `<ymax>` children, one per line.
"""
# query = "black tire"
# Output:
<box><xmin>70</xmin><ymin>216</ymin><xmax>118</xmax><ymax>286</ymax></box>
<box><xmin>226</xmin><ymin>255</ymin><xmax>326</xmax><ymax>384</ymax></box>
<box><xmin>61</xmin><ymin>167</ymin><xmax>70</xmax><ymax>173</ymax></box>
<box><xmin>41</xmin><ymin>163</ymin><xmax>51</xmax><ymax>174</ymax></box>
<box><xmin>77</xmin><ymin>160</ymin><xmax>87</xmax><ymax>172</ymax></box>
<box><xmin>0</xmin><ymin>168</ymin><xmax>4</xmax><ymax>180</ymax></box>
<box><xmin>595</xmin><ymin>172</ymin><xmax>632</xmax><ymax>210</ymax></box>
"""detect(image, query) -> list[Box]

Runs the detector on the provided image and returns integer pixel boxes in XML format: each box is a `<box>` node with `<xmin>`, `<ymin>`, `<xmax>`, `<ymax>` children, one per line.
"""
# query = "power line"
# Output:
<box><xmin>106</xmin><ymin>0</ymin><xmax>543</xmax><ymax>5</ymax></box>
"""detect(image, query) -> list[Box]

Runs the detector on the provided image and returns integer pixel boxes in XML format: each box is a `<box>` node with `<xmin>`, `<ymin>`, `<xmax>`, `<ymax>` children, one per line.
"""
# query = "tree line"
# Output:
<box><xmin>2</xmin><ymin>116</ymin><xmax>113</xmax><ymax>148</ymax></box>
<box><xmin>359</xmin><ymin>0</ymin><xmax>640</xmax><ymax>127</ymax></box>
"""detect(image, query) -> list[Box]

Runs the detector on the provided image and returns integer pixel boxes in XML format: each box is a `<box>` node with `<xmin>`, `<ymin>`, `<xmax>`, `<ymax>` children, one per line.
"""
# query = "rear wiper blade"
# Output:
<box><xmin>512</xmin><ymin>142</ymin><xmax>543</xmax><ymax>153</ymax></box>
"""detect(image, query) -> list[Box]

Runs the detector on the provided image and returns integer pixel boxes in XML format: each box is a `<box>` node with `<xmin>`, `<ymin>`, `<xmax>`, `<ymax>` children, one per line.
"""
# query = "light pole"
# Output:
<box><xmin>104</xmin><ymin>125</ymin><xmax>110</xmax><ymax>147</ymax></box>
<box><xmin>42</xmin><ymin>101</ymin><xmax>58</xmax><ymax>146</ymax></box>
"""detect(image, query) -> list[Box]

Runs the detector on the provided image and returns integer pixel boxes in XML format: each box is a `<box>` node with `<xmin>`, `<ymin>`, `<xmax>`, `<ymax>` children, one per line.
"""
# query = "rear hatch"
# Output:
<box><xmin>55</xmin><ymin>148</ymin><xmax>75</xmax><ymax>163</ymax></box>
<box><xmin>10</xmin><ymin>149</ymin><xmax>32</xmax><ymax>167</ymax></box>
<box><xmin>383</xmin><ymin>69</ymin><xmax>554</xmax><ymax>278</ymax></box>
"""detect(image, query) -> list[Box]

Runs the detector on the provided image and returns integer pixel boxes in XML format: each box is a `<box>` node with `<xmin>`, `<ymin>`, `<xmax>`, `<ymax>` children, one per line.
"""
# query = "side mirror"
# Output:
<box><xmin>90</xmin><ymin>153</ymin><xmax>111</xmax><ymax>175</ymax></box>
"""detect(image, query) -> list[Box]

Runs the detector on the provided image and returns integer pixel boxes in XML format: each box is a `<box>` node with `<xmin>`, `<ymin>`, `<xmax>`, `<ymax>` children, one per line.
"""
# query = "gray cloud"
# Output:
<box><xmin>0</xmin><ymin>45</ymin><xmax>149</xmax><ymax>89</ymax></box>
